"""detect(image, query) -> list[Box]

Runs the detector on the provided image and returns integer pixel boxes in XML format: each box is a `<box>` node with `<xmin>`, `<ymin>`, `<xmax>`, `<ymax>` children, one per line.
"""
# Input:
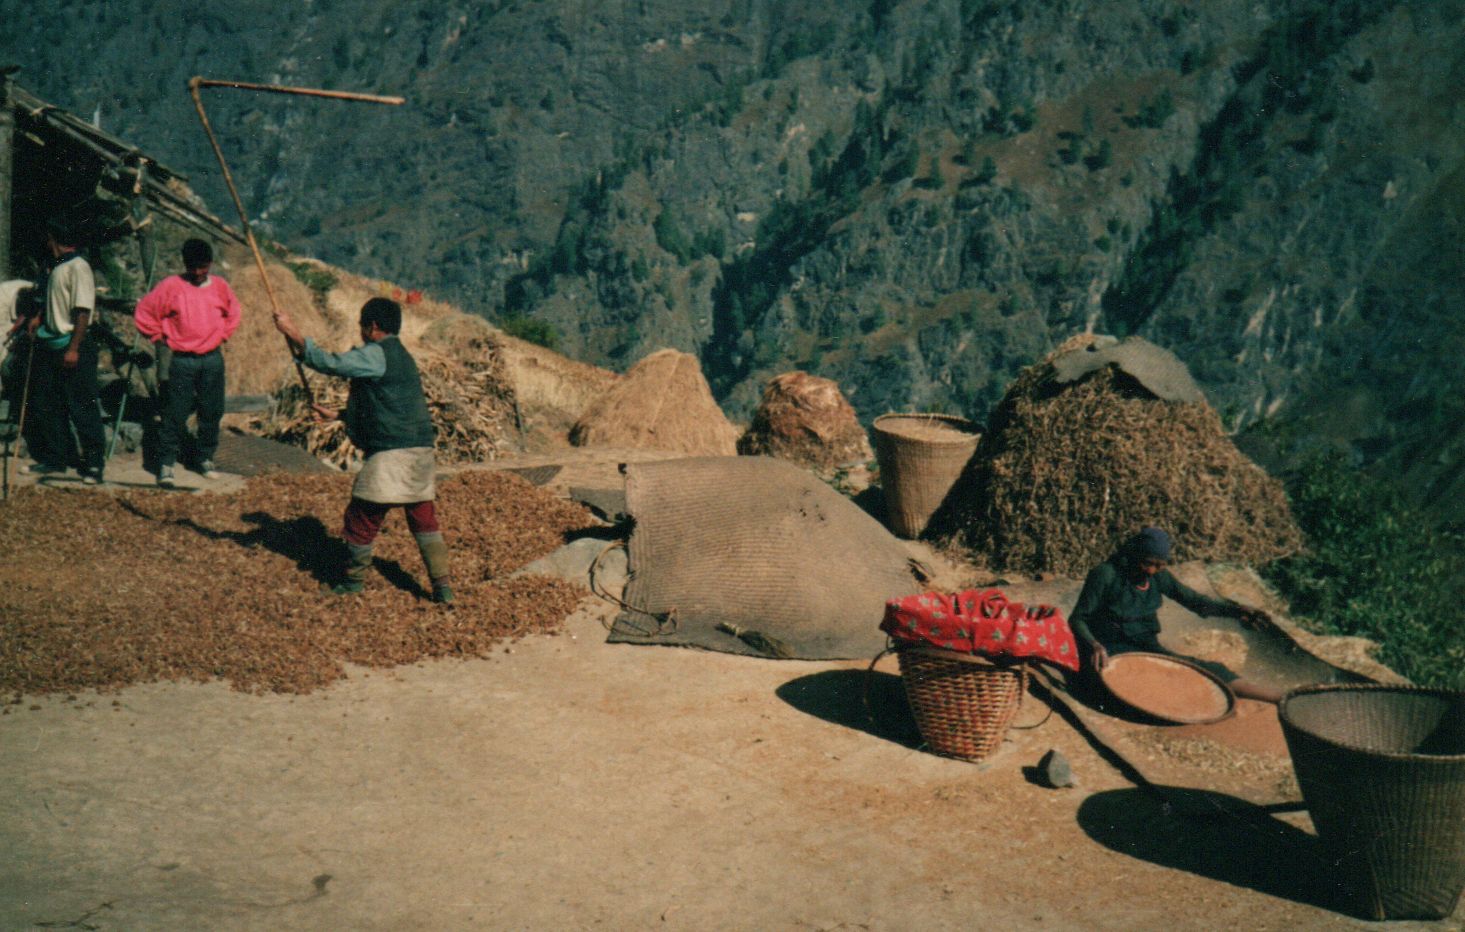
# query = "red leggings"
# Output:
<box><xmin>342</xmin><ymin>497</ymin><xmax>440</xmax><ymax>546</ymax></box>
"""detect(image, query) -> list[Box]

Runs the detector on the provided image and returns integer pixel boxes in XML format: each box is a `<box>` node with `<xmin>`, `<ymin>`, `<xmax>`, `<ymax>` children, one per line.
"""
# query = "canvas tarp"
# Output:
<box><xmin>1051</xmin><ymin>336</ymin><xmax>1206</xmax><ymax>403</ymax></box>
<box><xmin>608</xmin><ymin>456</ymin><xmax>925</xmax><ymax>658</ymax></box>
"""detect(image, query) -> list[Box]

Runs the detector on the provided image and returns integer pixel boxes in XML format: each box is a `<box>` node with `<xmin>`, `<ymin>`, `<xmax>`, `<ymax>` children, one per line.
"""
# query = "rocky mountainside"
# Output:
<box><xmin>3</xmin><ymin>0</ymin><xmax>1459</xmax><ymax>517</ymax></box>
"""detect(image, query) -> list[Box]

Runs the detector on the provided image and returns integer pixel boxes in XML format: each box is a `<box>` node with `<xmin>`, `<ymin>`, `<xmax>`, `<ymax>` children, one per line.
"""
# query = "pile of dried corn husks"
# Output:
<box><xmin>950</xmin><ymin>364</ymin><xmax>1302</xmax><ymax>576</ymax></box>
<box><xmin>262</xmin><ymin>343</ymin><xmax>521</xmax><ymax>471</ymax></box>
<box><xmin>0</xmin><ymin>471</ymin><xmax>590</xmax><ymax>697</ymax></box>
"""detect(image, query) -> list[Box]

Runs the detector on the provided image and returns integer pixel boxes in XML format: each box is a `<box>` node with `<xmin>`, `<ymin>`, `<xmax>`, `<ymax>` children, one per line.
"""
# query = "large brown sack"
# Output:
<box><xmin>608</xmin><ymin>456</ymin><xmax>926</xmax><ymax>659</ymax></box>
<box><xmin>737</xmin><ymin>371</ymin><xmax>872</xmax><ymax>470</ymax></box>
<box><xmin>571</xmin><ymin>348</ymin><xmax>738</xmax><ymax>455</ymax></box>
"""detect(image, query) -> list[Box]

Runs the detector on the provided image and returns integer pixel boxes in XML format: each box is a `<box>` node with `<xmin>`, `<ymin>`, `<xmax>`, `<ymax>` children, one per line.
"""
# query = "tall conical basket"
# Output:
<box><xmin>1279</xmin><ymin>684</ymin><xmax>1465</xmax><ymax>920</ymax></box>
<box><xmin>871</xmin><ymin>413</ymin><xmax>980</xmax><ymax>539</ymax></box>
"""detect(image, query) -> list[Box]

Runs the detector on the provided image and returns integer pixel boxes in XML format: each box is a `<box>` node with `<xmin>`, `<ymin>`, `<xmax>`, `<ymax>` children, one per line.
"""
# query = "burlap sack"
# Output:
<box><xmin>608</xmin><ymin>456</ymin><xmax>925</xmax><ymax>658</ymax></box>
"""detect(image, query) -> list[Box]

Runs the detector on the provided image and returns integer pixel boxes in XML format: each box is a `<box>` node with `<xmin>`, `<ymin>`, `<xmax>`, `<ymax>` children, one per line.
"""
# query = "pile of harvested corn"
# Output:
<box><xmin>262</xmin><ymin>346</ymin><xmax>520</xmax><ymax>471</ymax></box>
<box><xmin>949</xmin><ymin>364</ymin><xmax>1302</xmax><ymax>576</ymax></box>
<box><xmin>0</xmin><ymin>471</ymin><xmax>591</xmax><ymax>697</ymax></box>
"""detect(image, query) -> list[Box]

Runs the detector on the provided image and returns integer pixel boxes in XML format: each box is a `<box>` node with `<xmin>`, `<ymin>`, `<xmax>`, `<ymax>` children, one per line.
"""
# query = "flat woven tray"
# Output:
<box><xmin>1099</xmin><ymin>652</ymin><xmax>1235</xmax><ymax>725</ymax></box>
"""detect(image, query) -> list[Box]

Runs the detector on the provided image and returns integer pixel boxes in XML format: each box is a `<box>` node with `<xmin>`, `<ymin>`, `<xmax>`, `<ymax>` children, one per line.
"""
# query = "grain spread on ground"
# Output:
<box><xmin>1170</xmin><ymin>699</ymin><xmax>1290</xmax><ymax>756</ymax></box>
<box><xmin>0</xmin><ymin>471</ymin><xmax>592</xmax><ymax>697</ymax></box>
<box><xmin>1102</xmin><ymin>653</ymin><xmax>1232</xmax><ymax>723</ymax></box>
<box><xmin>1129</xmin><ymin>730</ymin><xmax>1299</xmax><ymax>798</ymax></box>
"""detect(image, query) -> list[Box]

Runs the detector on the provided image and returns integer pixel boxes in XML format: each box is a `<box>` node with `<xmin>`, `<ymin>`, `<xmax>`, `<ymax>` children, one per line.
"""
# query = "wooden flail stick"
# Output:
<box><xmin>187</xmin><ymin>77</ymin><xmax>406</xmax><ymax>403</ymax></box>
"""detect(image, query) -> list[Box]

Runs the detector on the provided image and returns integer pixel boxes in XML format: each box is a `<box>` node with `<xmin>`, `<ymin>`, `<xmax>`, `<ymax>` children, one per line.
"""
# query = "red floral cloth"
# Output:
<box><xmin>880</xmin><ymin>588</ymin><xmax>1081</xmax><ymax>672</ymax></box>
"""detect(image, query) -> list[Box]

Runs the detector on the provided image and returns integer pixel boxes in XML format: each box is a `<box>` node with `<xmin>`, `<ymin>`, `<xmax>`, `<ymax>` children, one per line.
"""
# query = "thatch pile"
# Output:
<box><xmin>570</xmin><ymin>348</ymin><xmax>739</xmax><ymax>455</ymax></box>
<box><xmin>950</xmin><ymin>339</ymin><xmax>1303</xmax><ymax>576</ymax></box>
<box><xmin>737</xmin><ymin>372</ymin><xmax>872</xmax><ymax>470</ymax></box>
<box><xmin>263</xmin><ymin>315</ymin><xmax>521</xmax><ymax>470</ymax></box>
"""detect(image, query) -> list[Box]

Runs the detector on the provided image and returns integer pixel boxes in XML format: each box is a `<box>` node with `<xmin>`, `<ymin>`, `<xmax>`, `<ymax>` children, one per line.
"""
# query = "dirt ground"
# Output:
<box><xmin>1</xmin><ymin>447</ymin><xmax>1461</xmax><ymax>931</ymax></box>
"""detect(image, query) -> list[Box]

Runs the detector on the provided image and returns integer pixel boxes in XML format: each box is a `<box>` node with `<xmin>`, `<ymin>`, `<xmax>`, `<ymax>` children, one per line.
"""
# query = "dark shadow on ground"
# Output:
<box><xmin>776</xmin><ymin>668</ymin><xmax>923</xmax><ymax>749</ymax></box>
<box><xmin>1077</xmin><ymin>786</ymin><xmax>1356</xmax><ymax>916</ymax></box>
<box><xmin>372</xmin><ymin>556</ymin><xmax>429</xmax><ymax>599</ymax></box>
<box><xmin>185</xmin><ymin>512</ymin><xmax>346</xmax><ymax>587</ymax></box>
<box><xmin>1059</xmin><ymin>668</ymin><xmax>1179</xmax><ymax>726</ymax></box>
<box><xmin>116</xmin><ymin>499</ymin><xmax>373</xmax><ymax>591</ymax></box>
<box><xmin>564</xmin><ymin>524</ymin><xmax>626</xmax><ymax>544</ymax></box>
<box><xmin>849</xmin><ymin>485</ymin><xmax>885</xmax><ymax>524</ymax></box>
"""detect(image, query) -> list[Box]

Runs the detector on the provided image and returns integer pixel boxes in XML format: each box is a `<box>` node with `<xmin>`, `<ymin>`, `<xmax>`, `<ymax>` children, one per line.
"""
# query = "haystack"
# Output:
<box><xmin>263</xmin><ymin>311</ymin><xmax>521</xmax><ymax>470</ymax></box>
<box><xmin>570</xmin><ymin>348</ymin><xmax>739</xmax><ymax>455</ymax></box>
<box><xmin>737</xmin><ymin>371</ymin><xmax>872</xmax><ymax>470</ymax></box>
<box><xmin>950</xmin><ymin>336</ymin><xmax>1303</xmax><ymax>576</ymax></box>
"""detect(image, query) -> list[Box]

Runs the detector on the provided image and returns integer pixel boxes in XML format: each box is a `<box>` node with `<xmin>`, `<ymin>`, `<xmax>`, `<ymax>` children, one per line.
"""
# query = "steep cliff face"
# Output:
<box><xmin>1118</xmin><ymin>1</ymin><xmax>1465</xmax><ymax>520</ymax></box>
<box><xmin>2</xmin><ymin>0</ymin><xmax>1457</xmax><ymax>513</ymax></box>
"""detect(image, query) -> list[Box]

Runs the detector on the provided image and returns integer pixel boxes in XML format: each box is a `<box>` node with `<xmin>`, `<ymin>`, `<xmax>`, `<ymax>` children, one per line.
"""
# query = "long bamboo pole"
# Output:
<box><xmin>187</xmin><ymin>76</ymin><xmax>405</xmax><ymax>404</ymax></box>
<box><xmin>191</xmin><ymin>78</ymin><xmax>405</xmax><ymax>106</ymax></box>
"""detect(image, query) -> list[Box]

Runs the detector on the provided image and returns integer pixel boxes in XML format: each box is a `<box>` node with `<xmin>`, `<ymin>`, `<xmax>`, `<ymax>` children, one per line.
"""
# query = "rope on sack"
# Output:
<box><xmin>589</xmin><ymin>539</ymin><xmax>677</xmax><ymax>636</ymax></box>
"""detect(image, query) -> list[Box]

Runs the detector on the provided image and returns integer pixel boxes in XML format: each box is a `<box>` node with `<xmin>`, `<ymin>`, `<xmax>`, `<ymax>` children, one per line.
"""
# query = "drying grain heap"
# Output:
<box><xmin>737</xmin><ymin>371</ymin><xmax>872</xmax><ymax>470</ymax></box>
<box><xmin>950</xmin><ymin>338</ymin><xmax>1303</xmax><ymax>576</ymax></box>
<box><xmin>0</xmin><ymin>471</ymin><xmax>590</xmax><ymax>697</ymax></box>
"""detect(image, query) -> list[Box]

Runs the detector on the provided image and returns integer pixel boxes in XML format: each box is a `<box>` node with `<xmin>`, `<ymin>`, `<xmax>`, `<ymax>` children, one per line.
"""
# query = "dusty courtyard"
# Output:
<box><xmin>1</xmin><ymin>448</ymin><xmax>1460</xmax><ymax>930</ymax></box>
<box><xmin>4</xmin><ymin>603</ymin><xmax>1458</xmax><ymax>930</ymax></box>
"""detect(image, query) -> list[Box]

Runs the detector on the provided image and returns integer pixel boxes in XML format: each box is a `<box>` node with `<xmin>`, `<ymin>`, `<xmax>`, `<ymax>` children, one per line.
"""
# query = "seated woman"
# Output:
<box><xmin>1068</xmin><ymin>527</ymin><xmax>1284</xmax><ymax>704</ymax></box>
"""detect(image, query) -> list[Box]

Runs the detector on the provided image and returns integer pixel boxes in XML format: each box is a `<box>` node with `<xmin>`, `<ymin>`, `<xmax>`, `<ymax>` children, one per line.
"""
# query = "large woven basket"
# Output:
<box><xmin>871</xmin><ymin>413</ymin><xmax>980</xmax><ymax>538</ymax></box>
<box><xmin>1279</xmin><ymin>684</ymin><xmax>1465</xmax><ymax>920</ymax></box>
<box><xmin>896</xmin><ymin>646</ymin><xmax>1026</xmax><ymax>762</ymax></box>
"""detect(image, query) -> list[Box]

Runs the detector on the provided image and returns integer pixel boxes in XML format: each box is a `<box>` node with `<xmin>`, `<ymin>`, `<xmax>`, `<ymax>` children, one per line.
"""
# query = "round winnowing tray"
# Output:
<box><xmin>1100</xmin><ymin>651</ymin><xmax>1236</xmax><ymax>725</ymax></box>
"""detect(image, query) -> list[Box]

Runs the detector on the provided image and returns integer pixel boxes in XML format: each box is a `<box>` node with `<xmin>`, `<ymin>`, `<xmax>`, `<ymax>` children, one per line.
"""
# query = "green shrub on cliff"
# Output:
<box><xmin>499</xmin><ymin>314</ymin><xmax>560</xmax><ymax>351</ymax></box>
<box><xmin>1263</xmin><ymin>454</ymin><xmax>1465</xmax><ymax>689</ymax></box>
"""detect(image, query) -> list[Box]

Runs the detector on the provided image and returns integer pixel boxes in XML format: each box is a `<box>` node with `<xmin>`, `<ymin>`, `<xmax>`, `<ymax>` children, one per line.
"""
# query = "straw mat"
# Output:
<box><xmin>608</xmin><ymin>457</ymin><xmax>924</xmax><ymax>658</ymax></box>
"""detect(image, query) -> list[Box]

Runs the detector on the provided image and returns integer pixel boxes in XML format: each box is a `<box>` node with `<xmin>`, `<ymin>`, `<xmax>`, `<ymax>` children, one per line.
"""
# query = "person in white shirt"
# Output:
<box><xmin>22</xmin><ymin>218</ymin><xmax>106</xmax><ymax>484</ymax></box>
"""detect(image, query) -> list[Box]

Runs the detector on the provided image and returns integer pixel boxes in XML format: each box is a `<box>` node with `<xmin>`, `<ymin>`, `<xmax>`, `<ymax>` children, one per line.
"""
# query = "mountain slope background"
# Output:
<box><xmin>3</xmin><ymin>0</ymin><xmax>1461</xmax><ymax>519</ymax></box>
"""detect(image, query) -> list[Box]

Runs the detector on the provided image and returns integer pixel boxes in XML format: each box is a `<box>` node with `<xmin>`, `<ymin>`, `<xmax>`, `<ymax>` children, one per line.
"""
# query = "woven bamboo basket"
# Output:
<box><xmin>896</xmin><ymin>645</ymin><xmax>1026</xmax><ymax>762</ymax></box>
<box><xmin>871</xmin><ymin>413</ymin><xmax>980</xmax><ymax>538</ymax></box>
<box><xmin>1279</xmin><ymin>684</ymin><xmax>1465</xmax><ymax>920</ymax></box>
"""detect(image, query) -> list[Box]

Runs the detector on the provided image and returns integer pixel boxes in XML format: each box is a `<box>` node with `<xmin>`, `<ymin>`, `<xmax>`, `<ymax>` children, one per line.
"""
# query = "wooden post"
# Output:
<box><xmin>0</xmin><ymin>68</ymin><xmax>15</xmax><ymax>280</ymax></box>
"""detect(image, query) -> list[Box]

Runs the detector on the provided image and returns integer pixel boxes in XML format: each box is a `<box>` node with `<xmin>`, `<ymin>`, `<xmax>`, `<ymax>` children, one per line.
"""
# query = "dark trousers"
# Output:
<box><xmin>158</xmin><ymin>348</ymin><xmax>225</xmax><ymax>467</ymax></box>
<box><xmin>22</xmin><ymin>335</ymin><xmax>105</xmax><ymax>473</ymax></box>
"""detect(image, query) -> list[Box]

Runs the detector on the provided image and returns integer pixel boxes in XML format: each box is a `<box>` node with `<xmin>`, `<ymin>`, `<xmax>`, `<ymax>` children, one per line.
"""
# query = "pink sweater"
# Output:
<box><xmin>134</xmin><ymin>274</ymin><xmax>241</xmax><ymax>353</ymax></box>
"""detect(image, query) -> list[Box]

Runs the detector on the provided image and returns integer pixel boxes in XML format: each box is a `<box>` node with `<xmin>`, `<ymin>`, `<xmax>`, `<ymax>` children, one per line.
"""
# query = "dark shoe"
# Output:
<box><xmin>80</xmin><ymin>469</ymin><xmax>103</xmax><ymax>486</ymax></box>
<box><xmin>197</xmin><ymin>459</ymin><xmax>221</xmax><ymax>480</ymax></box>
<box><xmin>432</xmin><ymin>583</ymin><xmax>455</xmax><ymax>605</ymax></box>
<box><xmin>323</xmin><ymin>580</ymin><xmax>364</xmax><ymax>596</ymax></box>
<box><xmin>157</xmin><ymin>465</ymin><xmax>176</xmax><ymax>488</ymax></box>
<box><xmin>22</xmin><ymin>462</ymin><xmax>67</xmax><ymax>476</ymax></box>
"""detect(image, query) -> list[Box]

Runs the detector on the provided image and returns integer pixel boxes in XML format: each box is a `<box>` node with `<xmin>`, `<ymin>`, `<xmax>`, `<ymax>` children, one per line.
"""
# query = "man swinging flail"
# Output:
<box><xmin>272</xmin><ymin>297</ymin><xmax>454</xmax><ymax>604</ymax></box>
